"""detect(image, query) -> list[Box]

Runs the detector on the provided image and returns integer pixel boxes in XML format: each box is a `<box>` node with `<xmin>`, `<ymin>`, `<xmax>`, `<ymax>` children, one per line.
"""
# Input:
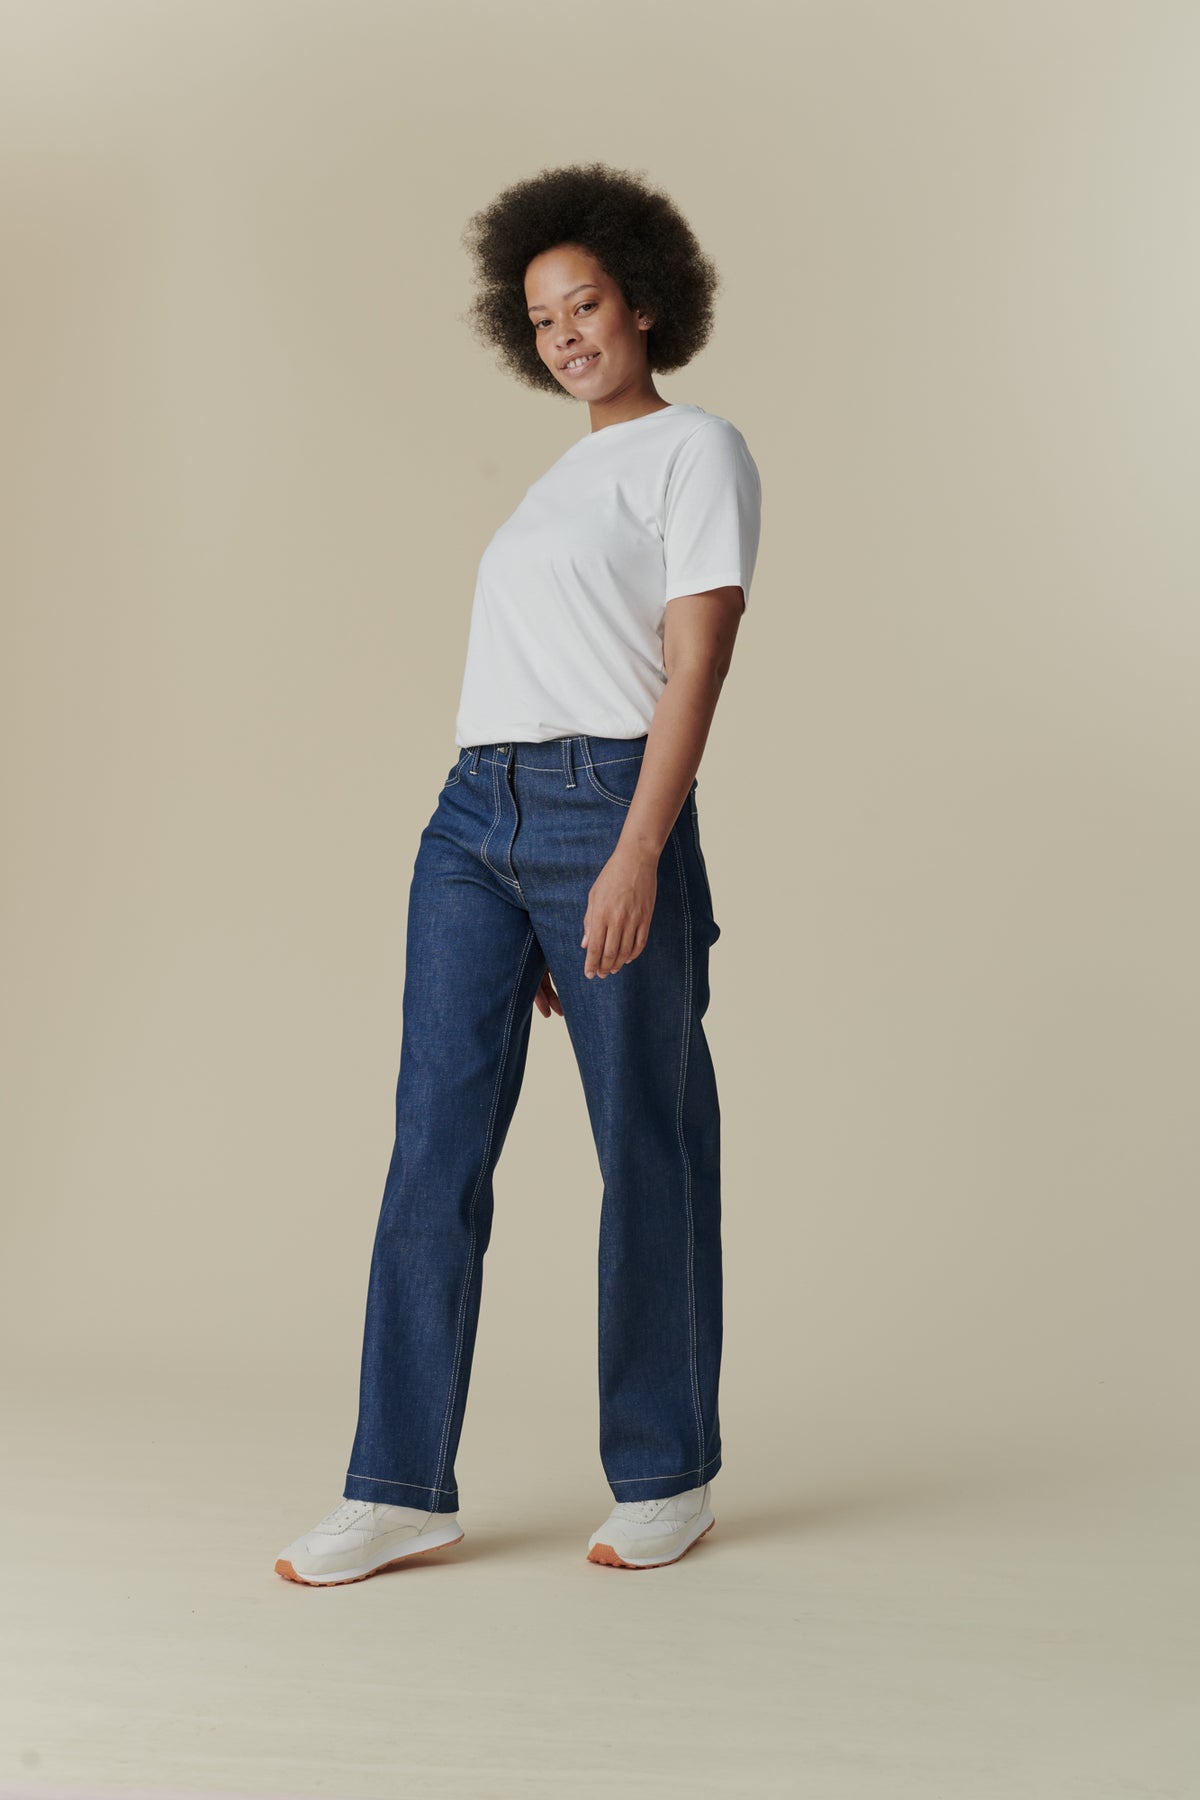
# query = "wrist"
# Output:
<box><xmin>614</xmin><ymin>826</ymin><xmax>665</xmax><ymax>866</ymax></box>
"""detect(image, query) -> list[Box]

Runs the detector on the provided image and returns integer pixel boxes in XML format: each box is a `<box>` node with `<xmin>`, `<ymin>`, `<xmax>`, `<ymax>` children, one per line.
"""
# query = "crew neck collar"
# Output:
<box><xmin>579</xmin><ymin>402</ymin><xmax>701</xmax><ymax>441</ymax></box>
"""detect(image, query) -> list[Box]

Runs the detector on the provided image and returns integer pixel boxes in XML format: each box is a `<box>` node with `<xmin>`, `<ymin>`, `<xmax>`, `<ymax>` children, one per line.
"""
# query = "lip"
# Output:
<box><xmin>561</xmin><ymin>351</ymin><xmax>601</xmax><ymax>377</ymax></box>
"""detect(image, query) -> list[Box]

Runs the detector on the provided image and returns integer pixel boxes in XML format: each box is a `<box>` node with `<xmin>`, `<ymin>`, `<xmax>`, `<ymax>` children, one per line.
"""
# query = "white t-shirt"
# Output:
<box><xmin>453</xmin><ymin>402</ymin><xmax>762</xmax><ymax>746</ymax></box>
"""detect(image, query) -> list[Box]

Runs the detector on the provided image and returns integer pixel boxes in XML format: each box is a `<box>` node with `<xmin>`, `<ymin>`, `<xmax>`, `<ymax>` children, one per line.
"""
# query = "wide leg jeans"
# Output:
<box><xmin>343</xmin><ymin>733</ymin><xmax>725</xmax><ymax>1513</ymax></box>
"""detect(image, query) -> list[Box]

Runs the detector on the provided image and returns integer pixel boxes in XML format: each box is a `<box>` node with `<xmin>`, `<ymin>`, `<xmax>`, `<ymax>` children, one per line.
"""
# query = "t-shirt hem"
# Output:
<box><xmin>454</xmin><ymin>724</ymin><xmax>653</xmax><ymax>746</ymax></box>
<box><xmin>664</xmin><ymin>574</ymin><xmax>750</xmax><ymax>604</ymax></box>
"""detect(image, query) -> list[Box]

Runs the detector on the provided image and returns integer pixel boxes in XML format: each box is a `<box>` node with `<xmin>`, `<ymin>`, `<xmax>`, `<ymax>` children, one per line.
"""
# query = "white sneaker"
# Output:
<box><xmin>586</xmin><ymin>1481</ymin><xmax>715</xmax><ymax>1568</ymax></box>
<box><xmin>275</xmin><ymin>1496</ymin><xmax>465</xmax><ymax>1587</ymax></box>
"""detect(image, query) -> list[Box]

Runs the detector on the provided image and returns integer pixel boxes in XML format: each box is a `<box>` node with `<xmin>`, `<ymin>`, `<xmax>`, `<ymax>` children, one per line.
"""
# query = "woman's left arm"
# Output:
<box><xmin>580</xmin><ymin>586</ymin><xmax>744</xmax><ymax>979</ymax></box>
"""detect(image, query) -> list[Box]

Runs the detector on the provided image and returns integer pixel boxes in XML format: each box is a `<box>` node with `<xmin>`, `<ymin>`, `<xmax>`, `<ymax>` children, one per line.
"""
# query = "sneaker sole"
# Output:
<box><xmin>586</xmin><ymin>1515</ymin><xmax>715</xmax><ymax>1569</ymax></box>
<box><xmin>275</xmin><ymin>1523</ymin><xmax>465</xmax><ymax>1587</ymax></box>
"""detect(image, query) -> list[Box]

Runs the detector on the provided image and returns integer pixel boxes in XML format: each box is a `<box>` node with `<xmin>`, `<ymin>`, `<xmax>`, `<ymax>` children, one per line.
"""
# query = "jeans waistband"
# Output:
<box><xmin>463</xmin><ymin>733</ymin><xmax>648</xmax><ymax>780</ymax></box>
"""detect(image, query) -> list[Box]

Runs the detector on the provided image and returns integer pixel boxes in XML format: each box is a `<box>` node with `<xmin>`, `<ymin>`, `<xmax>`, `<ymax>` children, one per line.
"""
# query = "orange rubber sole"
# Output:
<box><xmin>586</xmin><ymin>1517</ymin><xmax>715</xmax><ymax>1568</ymax></box>
<box><xmin>274</xmin><ymin>1530</ymin><xmax>465</xmax><ymax>1587</ymax></box>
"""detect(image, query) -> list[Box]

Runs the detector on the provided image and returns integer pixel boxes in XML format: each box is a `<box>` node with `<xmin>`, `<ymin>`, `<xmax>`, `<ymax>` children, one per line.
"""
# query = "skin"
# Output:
<box><xmin>522</xmin><ymin>242</ymin><xmax>744</xmax><ymax>1013</ymax></box>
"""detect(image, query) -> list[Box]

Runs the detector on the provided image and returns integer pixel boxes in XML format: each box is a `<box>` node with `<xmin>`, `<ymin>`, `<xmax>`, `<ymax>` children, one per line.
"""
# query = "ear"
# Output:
<box><xmin>636</xmin><ymin>311</ymin><xmax>656</xmax><ymax>331</ymax></box>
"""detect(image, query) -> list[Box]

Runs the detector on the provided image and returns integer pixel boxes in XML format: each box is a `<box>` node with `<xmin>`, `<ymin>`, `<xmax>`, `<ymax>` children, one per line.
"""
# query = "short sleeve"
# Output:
<box><xmin>662</xmin><ymin>417</ymin><xmax>762</xmax><ymax>609</ymax></box>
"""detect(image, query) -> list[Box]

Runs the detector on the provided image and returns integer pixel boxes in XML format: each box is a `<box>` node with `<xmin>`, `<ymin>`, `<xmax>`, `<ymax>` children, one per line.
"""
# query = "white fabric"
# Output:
<box><xmin>453</xmin><ymin>402</ymin><xmax>762</xmax><ymax>747</ymax></box>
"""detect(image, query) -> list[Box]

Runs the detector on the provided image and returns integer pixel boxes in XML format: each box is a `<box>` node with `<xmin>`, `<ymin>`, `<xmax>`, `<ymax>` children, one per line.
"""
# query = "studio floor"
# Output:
<box><xmin>2</xmin><ymin>1360</ymin><xmax>1197</xmax><ymax>1800</ymax></box>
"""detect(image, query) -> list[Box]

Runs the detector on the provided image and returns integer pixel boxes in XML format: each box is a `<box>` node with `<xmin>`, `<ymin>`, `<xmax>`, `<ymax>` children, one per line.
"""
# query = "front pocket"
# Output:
<box><xmin>582</xmin><ymin>749</ymin><xmax>646</xmax><ymax>808</ymax></box>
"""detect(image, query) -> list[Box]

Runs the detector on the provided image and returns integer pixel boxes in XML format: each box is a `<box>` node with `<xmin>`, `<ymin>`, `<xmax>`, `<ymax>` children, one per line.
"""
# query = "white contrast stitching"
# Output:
<box><xmin>609</xmin><ymin>1456</ymin><xmax>721</xmax><ymax>1483</ymax></box>
<box><xmin>431</xmin><ymin>925</ymin><xmax>540</xmax><ymax>1496</ymax></box>
<box><xmin>667</xmin><ymin>825</ymin><xmax>706</xmax><ymax>1480</ymax></box>
<box><xmin>346</xmin><ymin>1472</ymin><xmax>459</xmax><ymax>1494</ymax></box>
<box><xmin>479</xmin><ymin>754</ymin><xmax>521</xmax><ymax>886</ymax></box>
<box><xmin>579</xmin><ymin>745</ymin><xmax>646</xmax><ymax>807</ymax></box>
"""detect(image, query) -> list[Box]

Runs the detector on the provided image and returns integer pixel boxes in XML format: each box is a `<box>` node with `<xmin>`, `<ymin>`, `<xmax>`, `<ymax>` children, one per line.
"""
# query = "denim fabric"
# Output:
<box><xmin>342</xmin><ymin>733</ymin><xmax>725</xmax><ymax>1512</ymax></box>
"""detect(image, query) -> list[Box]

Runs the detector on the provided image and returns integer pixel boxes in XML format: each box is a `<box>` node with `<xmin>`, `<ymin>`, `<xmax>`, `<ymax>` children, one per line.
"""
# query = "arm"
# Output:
<box><xmin>580</xmin><ymin>585</ymin><xmax>744</xmax><ymax>980</ymax></box>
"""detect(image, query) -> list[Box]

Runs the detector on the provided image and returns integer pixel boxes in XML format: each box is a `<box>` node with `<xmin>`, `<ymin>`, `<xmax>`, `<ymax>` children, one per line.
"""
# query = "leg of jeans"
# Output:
<box><xmin>343</xmin><ymin>778</ymin><xmax>547</xmax><ymax>1515</ymax></box>
<box><xmin>514</xmin><ymin>743</ymin><xmax>725</xmax><ymax>1505</ymax></box>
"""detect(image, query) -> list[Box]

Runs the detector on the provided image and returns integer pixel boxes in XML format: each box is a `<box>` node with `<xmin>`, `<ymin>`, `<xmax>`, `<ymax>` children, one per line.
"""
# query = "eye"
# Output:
<box><xmin>533</xmin><ymin>300</ymin><xmax>598</xmax><ymax>330</ymax></box>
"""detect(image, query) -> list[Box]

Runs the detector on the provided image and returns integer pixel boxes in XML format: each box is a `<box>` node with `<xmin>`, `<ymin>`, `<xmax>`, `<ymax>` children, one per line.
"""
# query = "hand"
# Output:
<box><xmin>534</xmin><ymin>967</ymin><xmax>564</xmax><ymax>1020</ymax></box>
<box><xmin>581</xmin><ymin>846</ymin><xmax>658</xmax><ymax>979</ymax></box>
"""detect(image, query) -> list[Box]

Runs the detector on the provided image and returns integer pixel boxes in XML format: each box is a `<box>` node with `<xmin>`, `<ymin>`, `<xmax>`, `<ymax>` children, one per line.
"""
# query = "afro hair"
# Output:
<box><xmin>459</xmin><ymin>161</ymin><xmax>721</xmax><ymax>398</ymax></box>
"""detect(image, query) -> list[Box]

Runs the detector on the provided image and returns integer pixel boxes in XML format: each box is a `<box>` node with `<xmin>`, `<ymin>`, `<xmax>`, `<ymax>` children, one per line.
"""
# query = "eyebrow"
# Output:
<box><xmin>525</xmin><ymin>283</ymin><xmax>600</xmax><ymax>315</ymax></box>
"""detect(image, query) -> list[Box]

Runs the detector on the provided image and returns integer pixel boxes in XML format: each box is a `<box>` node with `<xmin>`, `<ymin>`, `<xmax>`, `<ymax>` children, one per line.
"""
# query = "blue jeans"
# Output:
<box><xmin>342</xmin><ymin>733</ymin><xmax>725</xmax><ymax>1513</ymax></box>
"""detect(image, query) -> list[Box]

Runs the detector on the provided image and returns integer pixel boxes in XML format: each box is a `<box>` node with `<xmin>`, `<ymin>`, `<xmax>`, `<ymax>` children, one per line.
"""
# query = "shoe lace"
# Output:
<box><xmin>315</xmin><ymin>1498</ymin><xmax>372</xmax><ymax>1533</ymax></box>
<box><xmin>611</xmin><ymin>1485</ymin><xmax>706</xmax><ymax>1525</ymax></box>
<box><xmin>612</xmin><ymin>1499</ymin><xmax>667</xmax><ymax>1521</ymax></box>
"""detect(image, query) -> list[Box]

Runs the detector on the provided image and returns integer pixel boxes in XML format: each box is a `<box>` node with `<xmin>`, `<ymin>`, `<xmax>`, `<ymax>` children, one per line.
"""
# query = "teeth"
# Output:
<box><xmin>564</xmin><ymin>353</ymin><xmax>598</xmax><ymax>371</ymax></box>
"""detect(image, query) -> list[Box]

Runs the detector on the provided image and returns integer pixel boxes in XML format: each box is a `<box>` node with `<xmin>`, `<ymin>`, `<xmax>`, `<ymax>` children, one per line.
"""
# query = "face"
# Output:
<box><xmin>524</xmin><ymin>243</ymin><xmax>657</xmax><ymax>406</ymax></box>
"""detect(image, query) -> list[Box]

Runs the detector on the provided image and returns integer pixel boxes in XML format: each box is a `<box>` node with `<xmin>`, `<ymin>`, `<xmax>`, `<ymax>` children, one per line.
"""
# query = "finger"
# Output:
<box><xmin>612</xmin><ymin>918</ymin><xmax>641</xmax><ymax>974</ymax></box>
<box><xmin>602</xmin><ymin>934</ymin><xmax>626</xmax><ymax>976</ymax></box>
<box><xmin>608</xmin><ymin>925</ymin><xmax>646</xmax><ymax>975</ymax></box>
<box><xmin>594</xmin><ymin>920</ymin><xmax>628</xmax><ymax>978</ymax></box>
<box><xmin>624</xmin><ymin>926</ymin><xmax>647</xmax><ymax>966</ymax></box>
<box><xmin>584</xmin><ymin>920</ymin><xmax>610</xmax><ymax>979</ymax></box>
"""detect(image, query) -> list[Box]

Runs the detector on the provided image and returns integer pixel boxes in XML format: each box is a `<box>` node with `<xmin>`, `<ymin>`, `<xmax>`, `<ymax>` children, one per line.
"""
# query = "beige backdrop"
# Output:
<box><xmin>3</xmin><ymin>4</ymin><xmax>1198</xmax><ymax>1799</ymax></box>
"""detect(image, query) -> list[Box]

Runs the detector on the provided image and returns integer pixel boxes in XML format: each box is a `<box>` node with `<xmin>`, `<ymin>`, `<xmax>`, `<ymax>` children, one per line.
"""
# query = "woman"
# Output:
<box><xmin>275</xmin><ymin>162</ymin><xmax>762</xmax><ymax>1585</ymax></box>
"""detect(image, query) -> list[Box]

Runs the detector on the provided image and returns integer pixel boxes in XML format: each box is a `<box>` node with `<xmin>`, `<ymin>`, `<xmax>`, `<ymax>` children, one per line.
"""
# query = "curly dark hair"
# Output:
<box><xmin>459</xmin><ymin>161</ymin><xmax>721</xmax><ymax>398</ymax></box>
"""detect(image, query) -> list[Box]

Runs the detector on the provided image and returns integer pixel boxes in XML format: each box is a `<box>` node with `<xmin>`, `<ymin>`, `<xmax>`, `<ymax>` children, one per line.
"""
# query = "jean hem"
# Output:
<box><xmin>343</xmin><ymin>1473</ymin><xmax>460</xmax><ymax>1513</ymax></box>
<box><xmin>606</xmin><ymin>1450</ymin><xmax>722</xmax><ymax>1502</ymax></box>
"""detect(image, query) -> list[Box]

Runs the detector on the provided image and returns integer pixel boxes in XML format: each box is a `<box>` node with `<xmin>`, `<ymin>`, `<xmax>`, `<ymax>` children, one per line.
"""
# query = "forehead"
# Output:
<box><xmin>524</xmin><ymin>246</ymin><xmax>608</xmax><ymax>300</ymax></box>
<box><xmin>525</xmin><ymin>280</ymin><xmax>602</xmax><ymax>313</ymax></box>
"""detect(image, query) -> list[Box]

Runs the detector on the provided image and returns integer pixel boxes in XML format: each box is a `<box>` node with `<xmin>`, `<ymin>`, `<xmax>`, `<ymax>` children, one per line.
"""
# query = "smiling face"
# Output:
<box><xmin>524</xmin><ymin>243</ymin><xmax>660</xmax><ymax>420</ymax></box>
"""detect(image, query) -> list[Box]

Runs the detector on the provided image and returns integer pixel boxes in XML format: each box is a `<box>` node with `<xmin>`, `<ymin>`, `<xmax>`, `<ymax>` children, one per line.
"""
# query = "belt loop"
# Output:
<box><xmin>468</xmin><ymin>745</ymin><xmax>481</xmax><ymax>775</ymax></box>
<box><xmin>563</xmin><ymin>736</ymin><xmax>577</xmax><ymax>789</ymax></box>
